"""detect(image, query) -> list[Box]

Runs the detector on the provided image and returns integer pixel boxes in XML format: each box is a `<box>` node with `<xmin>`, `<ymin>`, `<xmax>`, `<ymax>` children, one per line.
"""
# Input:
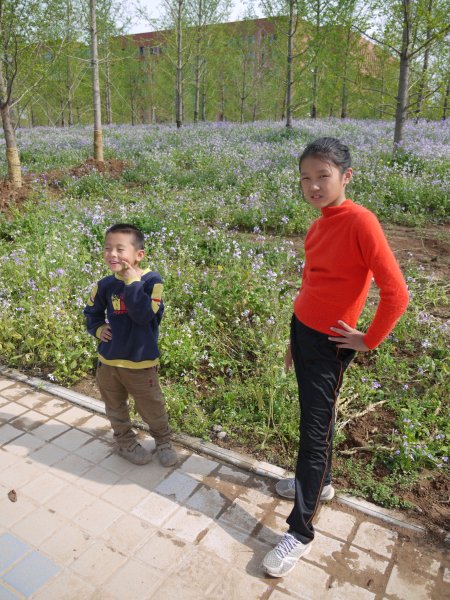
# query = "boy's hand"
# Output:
<box><xmin>99</xmin><ymin>324</ymin><xmax>112</xmax><ymax>342</ymax></box>
<box><xmin>121</xmin><ymin>259</ymin><xmax>140</xmax><ymax>282</ymax></box>
<box><xmin>285</xmin><ymin>343</ymin><xmax>293</xmax><ymax>372</ymax></box>
<box><xmin>328</xmin><ymin>320</ymin><xmax>369</xmax><ymax>352</ymax></box>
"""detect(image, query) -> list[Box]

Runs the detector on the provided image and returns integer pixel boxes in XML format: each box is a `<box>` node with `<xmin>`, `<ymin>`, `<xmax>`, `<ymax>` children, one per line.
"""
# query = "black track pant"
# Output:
<box><xmin>286</xmin><ymin>316</ymin><xmax>355</xmax><ymax>544</ymax></box>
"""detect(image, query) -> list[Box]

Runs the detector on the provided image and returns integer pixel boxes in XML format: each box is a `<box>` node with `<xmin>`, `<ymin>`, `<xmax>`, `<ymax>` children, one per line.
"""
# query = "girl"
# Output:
<box><xmin>262</xmin><ymin>137</ymin><xmax>409</xmax><ymax>577</ymax></box>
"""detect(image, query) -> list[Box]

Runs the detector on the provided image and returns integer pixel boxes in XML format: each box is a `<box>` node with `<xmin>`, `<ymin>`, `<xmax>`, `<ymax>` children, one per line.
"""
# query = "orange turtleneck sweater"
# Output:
<box><xmin>294</xmin><ymin>199</ymin><xmax>409</xmax><ymax>349</ymax></box>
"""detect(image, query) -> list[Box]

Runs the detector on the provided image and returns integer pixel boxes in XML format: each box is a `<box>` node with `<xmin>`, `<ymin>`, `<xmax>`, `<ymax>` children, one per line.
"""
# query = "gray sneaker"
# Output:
<box><xmin>118</xmin><ymin>442</ymin><xmax>152</xmax><ymax>465</ymax></box>
<box><xmin>275</xmin><ymin>478</ymin><xmax>335</xmax><ymax>502</ymax></box>
<box><xmin>262</xmin><ymin>532</ymin><xmax>312</xmax><ymax>577</ymax></box>
<box><xmin>156</xmin><ymin>442</ymin><xmax>177</xmax><ymax>467</ymax></box>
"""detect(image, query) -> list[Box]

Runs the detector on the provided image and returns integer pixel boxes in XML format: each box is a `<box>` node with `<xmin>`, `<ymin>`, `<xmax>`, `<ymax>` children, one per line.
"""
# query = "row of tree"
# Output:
<box><xmin>0</xmin><ymin>0</ymin><xmax>449</xmax><ymax>188</ymax></box>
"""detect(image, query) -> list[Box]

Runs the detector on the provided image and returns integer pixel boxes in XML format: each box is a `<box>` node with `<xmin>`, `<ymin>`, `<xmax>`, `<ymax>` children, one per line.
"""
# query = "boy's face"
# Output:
<box><xmin>104</xmin><ymin>232</ymin><xmax>145</xmax><ymax>276</ymax></box>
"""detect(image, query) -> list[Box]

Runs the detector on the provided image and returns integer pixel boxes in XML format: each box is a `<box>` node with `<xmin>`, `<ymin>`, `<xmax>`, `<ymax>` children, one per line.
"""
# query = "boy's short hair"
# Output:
<box><xmin>105</xmin><ymin>223</ymin><xmax>145</xmax><ymax>250</ymax></box>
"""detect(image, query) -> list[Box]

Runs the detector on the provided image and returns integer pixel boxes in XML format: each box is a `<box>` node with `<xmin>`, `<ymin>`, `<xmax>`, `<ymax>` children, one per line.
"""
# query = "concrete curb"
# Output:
<box><xmin>0</xmin><ymin>364</ymin><xmax>429</xmax><ymax>536</ymax></box>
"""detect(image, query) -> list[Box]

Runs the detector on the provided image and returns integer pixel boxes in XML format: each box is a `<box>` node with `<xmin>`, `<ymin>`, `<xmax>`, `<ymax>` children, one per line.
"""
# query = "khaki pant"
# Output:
<box><xmin>96</xmin><ymin>362</ymin><xmax>172</xmax><ymax>448</ymax></box>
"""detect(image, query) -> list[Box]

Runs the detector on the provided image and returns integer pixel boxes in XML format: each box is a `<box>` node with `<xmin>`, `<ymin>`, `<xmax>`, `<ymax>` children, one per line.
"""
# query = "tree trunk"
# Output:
<box><xmin>175</xmin><ymin>0</ymin><xmax>184</xmax><ymax>129</ymax></box>
<box><xmin>0</xmin><ymin>52</ymin><xmax>21</xmax><ymax>188</ymax></box>
<box><xmin>393</xmin><ymin>0</ymin><xmax>412</xmax><ymax>151</ymax></box>
<box><xmin>105</xmin><ymin>49</ymin><xmax>113</xmax><ymax>125</ymax></box>
<box><xmin>285</xmin><ymin>0</ymin><xmax>294</xmax><ymax>128</ymax></box>
<box><xmin>442</xmin><ymin>78</ymin><xmax>449</xmax><ymax>120</ymax></box>
<box><xmin>340</xmin><ymin>29</ymin><xmax>351</xmax><ymax>119</ymax></box>
<box><xmin>311</xmin><ymin>67</ymin><xmax>318</xmax><ymax>119</ymax></box>
<box><xmin>201</xmin><ymin>76</ymin><xmax>206</xmax><ymax>121</ymax></box>
<box><xmin>414</xmin><ymin>0</ymin><xmax>433</xmax><ymax>121</ymax></box>
<box><xmin>90</xmin><ymin>0</ymin><xmax>104</xmax><ymax>162</ymax></box>
<box><xmin>67</xmin><ymin>54</ymin><xmax>73</xmax><ymax>126</ymax></box>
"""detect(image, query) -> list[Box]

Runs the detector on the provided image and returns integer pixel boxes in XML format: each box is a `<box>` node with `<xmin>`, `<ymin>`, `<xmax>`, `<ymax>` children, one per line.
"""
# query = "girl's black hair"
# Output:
<box><xmin>299</xmin><ymin>137</ymin><xmax>351</xmax><ymax>173</ymax></box>
<box><xmin>105</xmin><ymin>223</ymin><xmax>145</xmax><ymax>250</ymax></box>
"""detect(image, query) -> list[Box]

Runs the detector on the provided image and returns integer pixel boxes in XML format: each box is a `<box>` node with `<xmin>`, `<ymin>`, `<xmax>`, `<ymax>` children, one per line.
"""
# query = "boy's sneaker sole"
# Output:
<box><xmin>275</xmin><ymin>479</ymin><xmax>335</xmax><ymax>502</ymax></box>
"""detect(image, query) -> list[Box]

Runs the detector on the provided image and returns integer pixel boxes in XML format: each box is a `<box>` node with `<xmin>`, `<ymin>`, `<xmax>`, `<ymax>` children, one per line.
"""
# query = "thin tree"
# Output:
<box><xmin>90</xmin><ymin>0</ymin><xmax>104</xmax><ymax>161</ymax></box>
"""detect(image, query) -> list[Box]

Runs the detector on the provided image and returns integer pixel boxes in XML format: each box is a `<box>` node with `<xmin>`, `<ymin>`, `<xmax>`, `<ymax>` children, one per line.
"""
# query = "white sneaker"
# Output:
<box><xmin>275</xmin><ymin>478</ymin><xmax>335</xmax><ymax>501</ymax></box>
<box><xmin>262</xmin><ymin>532</ymin><xmax>312</xmax><ymax>577</ymax></box>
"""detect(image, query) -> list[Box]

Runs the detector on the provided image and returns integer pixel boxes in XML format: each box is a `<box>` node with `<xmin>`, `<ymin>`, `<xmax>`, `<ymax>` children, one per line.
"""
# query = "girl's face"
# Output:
<box><xmin>299</xmin><ymin>156</ymin><xmax>353</xmax><ymax>209</ymax></box>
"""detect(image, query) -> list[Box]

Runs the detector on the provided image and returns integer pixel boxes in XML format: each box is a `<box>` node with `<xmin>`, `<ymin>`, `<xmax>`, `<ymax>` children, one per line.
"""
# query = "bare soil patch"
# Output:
<box><xmin>0</xmin><ymin>158</ymin><xmax>127</xmax><ymax>212</ymax></box>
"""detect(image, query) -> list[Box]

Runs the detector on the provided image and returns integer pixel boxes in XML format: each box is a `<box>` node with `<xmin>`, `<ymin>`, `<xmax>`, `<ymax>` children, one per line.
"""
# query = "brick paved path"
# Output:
<box><xmin>0</xmin><ymin>376</ymin><xmax>448</xmax><ymax>599</ymax></box>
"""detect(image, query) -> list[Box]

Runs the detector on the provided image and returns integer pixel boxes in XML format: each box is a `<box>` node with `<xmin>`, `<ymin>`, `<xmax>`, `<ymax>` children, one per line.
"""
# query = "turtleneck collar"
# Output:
<box><xmin>321</xmin><ymin>198</ymin><xmax>353</xmax><ymax>217</ymax></box>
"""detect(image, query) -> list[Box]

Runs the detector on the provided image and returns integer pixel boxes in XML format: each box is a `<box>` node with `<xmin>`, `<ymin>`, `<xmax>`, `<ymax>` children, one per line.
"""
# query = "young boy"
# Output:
<box><xmin>84</xmin><ymin>223</ymin><xmax>177</xmax><ymax>467</ymax></box>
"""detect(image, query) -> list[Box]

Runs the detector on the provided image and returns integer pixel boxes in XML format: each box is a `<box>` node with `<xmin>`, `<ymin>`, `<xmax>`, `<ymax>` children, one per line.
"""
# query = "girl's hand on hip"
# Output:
<box><xmin>285</xmin><ymin>343</ymin><xmax>293</xmax><ymax>372</ymax></box>
<box><xmin>328</xmin><ymin>320</ymin><xmax>370</xmax><ymax>352</ymax></box>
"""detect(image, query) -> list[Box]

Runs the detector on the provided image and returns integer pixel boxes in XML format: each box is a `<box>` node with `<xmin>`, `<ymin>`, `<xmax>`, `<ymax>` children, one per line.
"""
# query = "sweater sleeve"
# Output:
<box><xmin>357</xmin><ymin>212</ymin><xmax>409</xmax><ymax>349</ymax></box>
<box><xmin>83</xmin><ymin>282</ymin><xmax>107</xmax><ymax>339</ymax></box>
<box><xmin>122</xmin><ymin>275</ymin><xmax>164</xmax><ymax>325</ymax></box>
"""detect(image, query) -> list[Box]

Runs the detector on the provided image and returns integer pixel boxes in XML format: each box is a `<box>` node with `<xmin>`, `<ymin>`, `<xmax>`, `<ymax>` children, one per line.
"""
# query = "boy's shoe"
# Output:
<box><xmin>118</xmin><ymin>441</ymin><xmax>152</xmax><ymax>465</ymax></box>
<box><xmin>262</xmin><ymin>532</ymin><xmax>312</xmax><ymax>577</ymax></box>
<box><xmin>275</xmin><ymin>478</ymin><xmax>335</xmax><ymax>502</ymax></box>
<box><xmin>156</xmin><ymin>442</ymin><xmax>177</xmax><ymax>467</ymax></box>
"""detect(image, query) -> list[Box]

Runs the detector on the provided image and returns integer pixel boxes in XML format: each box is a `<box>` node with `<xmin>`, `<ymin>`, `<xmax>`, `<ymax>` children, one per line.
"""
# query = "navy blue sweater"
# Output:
<box><xmin>84</xmin><ymin>269</ymin><xmax>164</xmax><ymax>368</ymax></box>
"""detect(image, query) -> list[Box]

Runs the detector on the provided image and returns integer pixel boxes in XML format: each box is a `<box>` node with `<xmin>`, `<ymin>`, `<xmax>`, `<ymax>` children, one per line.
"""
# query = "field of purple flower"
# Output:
<box><xmin>0</xmin><ymin>119</ymin><xmax>448</xmax><ymax>523</ymax></box>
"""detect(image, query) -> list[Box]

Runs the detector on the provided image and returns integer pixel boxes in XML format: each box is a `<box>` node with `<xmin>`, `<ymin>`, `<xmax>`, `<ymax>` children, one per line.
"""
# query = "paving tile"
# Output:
<box><xmin>73</xmin><ymin>498</ymin><xmax>123</xmax><ymax>535</ymax></box>
<box><xmin>278</xmin><ymin>566</ymin><xmax>332</xmax><ymax>600</ymax></box>
<box><xmin>135</xmin><ymin>530</ymin><xmax>190</xmax><ymax>571</ymax></box>
<box><xmin>352</xmin><ymin>521</ymin><xmax>398</xmax><ymax>559</ymax></box>
<box><xmin>174</xmin><ymin>548</ymin><xmax>227</xmax><ymax>593</ymax></box>
<box><xmin>273</xmin><ymin>498</ymin><xmax>295</xmax><ymax>519</ymax></box>
<box><xmin>179</xmin><ymin>454</ymin><xmax>220</xmax><ymax>481</ymax></box>
<box><xmin>0</xmin><ymin>403</ymin><xmax>28</xmax><ymax>421</ymax></box>
<box><xmin>78</xmin><ymin>466</ymin><xmax>121</xmax><ymax>496</ymax></box>
<box><xmin>125</xmin><ymin>460</ymin><xmax>170</xmax><ymax>490</ymax></box>
<box><xmin>70</xmin><ymin>541</ymin><xmax>127</xmax><ymax>586</ymax></box>
<box><xmin>199</xmin><ymin>523</ymin><xmax>251</xmax><ymax>563</ymax></box>
<box><xmin>11</xmin><ymin>507</ymin><xmax>67</xmax><ymax>546</ymax></box>
<box><xmin>163</xmin><ymin>505</ymin><xmax>213</xmax><ymax>543</ymax></box>
<box><xmin>78</xmin><ymin>414</ymin><xmax>111</xmax><ymax>436</ymax></box>
<box><xmin>316</xmin><ymin>506</ymin><xmax>358</xmax><ymax>541</ymax></box>
<box><xmin>10</xmin><ymin>409</ymin><xmax>48</xmax><ymax>431</ymax></box>
<box><xmin>0</xmin><ymin>386</ymin><xmax>30</xmax><ymax>400</ymax></box>
<box><xmin>46</xmin><ymin>485</ymin><xmax>96</xmax><ymax>518</ymax></box>
<box><xmin>99</xmin><ymin>453</ymin><xmax>136</xmax><ymax>476</ymax></box>
<box><xmin>102</xmin><ymin>514</ymin><xmax>155</xmax><ymax>555</ymax></box>
<box><xmin>217</xmin><ymin>497</ymin><xmax>264</xmax><ymax>535</ymax></box>
<box><xmin>5</xmin><ymin>433</ymin><xmax>44</xmax><ymax>457</ymax></box>
<box><xmin>444</xmin><ymin>568</ymin><xmax>450</xmax><ymax>584</ymax></box>
<box><xmin>0</xmin><ymin>425</ymin><xmax>23</xmax><ymax>446</ymax></box>
<box><xmin>149</xmin><ymin>575</ymin><xmax>210</xmax><ymax>600</ymax></box>
<box><xmin>385</xmin><ymin>564</ymin><xmax>436</xmax><ymax>599</ymax></box>
<box><xmin>29</xmin><ymin>442</ymin><xmax>69</xmax><ymax>467</ymax></box>
<box><xmin>304</xmin><ymin>531</ymin><xmax>345</xmax><ymax>569</ymax></box>
<box><xmin>15</xmin><ymin>392</ymin><xmax>52</xmax><ymax>410</ymax></box>
<box><xmin>0</xmin><ymin>460</ymin><xmax>44</xmax><ymax>489</ymax></box>
<box><xmin>0</xmin><ymin>533</ymin><xmax>30</xmax><ymax>572</ymax></box>
<box><xmin>0</xmin><ymin>582</ymin><xmax>21</xmax><ymax>599</ymax></box>
<box><xmin>217</xmin><ymin>464</ymin><xmax>251</xmax><ymax>484</ymax></box>
<box><xmin>326</xmin><ymin>581</ymin><xmax>375</xmax><ymax>599</ymax></box>
<box><xmin>132</xmin><ymin>493</ymin><xmax>179</xmax><ymax>527</ymax></box>
<box><xmin>55</xmin><ymin>406</ymin><xmax>95</xmax><ymax>427</ymax></box>
<box><xmin>0</xmin><ymin>450</ymin><xmax>21</xmax><ymax>472</ymax></box>
<box><xmin>39</xmin><ymin>523</ymin><xmax>93</xmax><ymax>565</ymax></box>
<box><xmin>100</xmin><ymin>478</ymin><xmax>150</xmax><ymax>512</ymax></box>
<box><xmin>102</xmin><ymin>558</ymin><xmax>162</xmax><ymax>599</ymax></box>
<box><xmin>32</xmin><ymin>570</ymin><xmax>95</xmax><ymax>600</ymax></box>
<box><xmin>185</xmin><ymin>485</ymin><xmax>229</xmax><ymax>519</ymax></box>
<box><xmin>74</xmin><ymin>438</ymin><xmax>113</xmax><ymax>463</ymax></box>
<box><xmin>239</xmin><ymin>477</ymin><xmax>276</xmax><ymax>508</ymax></box>
<box><xmin>342</xmin><ymin>545</ymin><xmax>389</xmax><ymax>592</ymax></box>
<box><xmin>255</xmin><ymin>513</ymin><xmax>289</xmax><ymax>546</ymax></box>
<box><xmin>51</xmin><ymin>453</ymin><xmax>93</xmax><ymax>481</ymax></box>
<box><xmin>208</xmin><ymin>566</ymin><xmax>272</xmax><ymax>600</ymax></box>
<box><xmin>0</xmin><ymin>495</ymin><xmax>37</xmax><ymax>528</ymax></box>
<box><xmin>2</xmin><ymin>551</ymin><xmax>60</xmax><ymax>597</ymax></box>
<box><xmin>31</xmin><ymin>420</ymin><xmax>71</xmax><ymax>442</ymax></box>
<box><xmin>154</xmin><ymin>470</ymin><xmax>199</xmax><ymax>503</ymax></box>
<box><xmin>52</xmin><ymin>428</ymin><xmax>94</xmax><ymax>452</ymax></box>
<box><xmin>34</xmin><ymin>398</ymin><xmax>69</xmax><ymax>417</ymax></box>
<box><xmin>0</xmin><ymin>379</ymin><xmax>14</xmax><ymax>392</ymax></box>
